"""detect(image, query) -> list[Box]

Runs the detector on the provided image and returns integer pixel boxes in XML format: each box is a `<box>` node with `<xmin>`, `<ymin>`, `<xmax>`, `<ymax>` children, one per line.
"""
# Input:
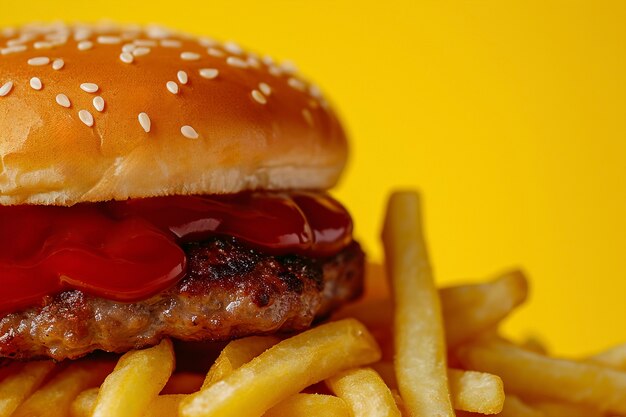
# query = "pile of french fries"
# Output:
<box><xmin>0</xmin><ymin>190</ymin><xmax>625</xmax><ymax>417</ymax></box>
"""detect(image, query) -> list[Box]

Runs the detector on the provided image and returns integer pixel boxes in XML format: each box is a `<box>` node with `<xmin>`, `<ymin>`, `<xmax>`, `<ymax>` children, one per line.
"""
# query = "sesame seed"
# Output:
<box><xmin>145</xmin><ymin>26</ymin><xmax>171</xmax><ymax>40</ymax></box>
<box><xmin>259</xmin><ymin>82</ymin><xmax>272</xmax><ymax>96</ymax></box>
<box><xmin>29</xmin><ymin>77</ymin><xmax>42</xmax><ymax>90</ymax></box>
<box><xmin>80</xmin><ymin>83</ymin><xmax>99</xmax><ymax>93</ymax></box>
<box><xmin>34</xmin><ymin>41</ymin><xmax>53</xmax><ymax>50</ymax></box>
<box><xmin>77</xmin><ymin>41</ymin><xmax>93</xmax><ymax>51</ymax></box>
<box><xmin>134</xmin><ymin>39</ymin><xmax>157</xmax><ymax>47</ymax></box>
<box><xmin>46</xmin><ymin>35</ymin><xmax>68</xmax><ymax>46</ymax></box>
<box><xmin>262</xmin><ymin>55</ymin><xmax>274</xmax><ymax>66</ymax></box>
<box><xmin>78</xmin><ymin>109</ymin><xmax>94</xmax><ymax>127</ymax></box>
<box><xmin>198</xmin><ymin>37</ymin><xmax>217</xmax><ymax>47</ymax></box>
<box><xmin>302</xmin><ymin>109</ymin><xmax>314</xmax><ymax>126</ymax></box>
<box><xmin>280</xmin><ymin>60</ymin><xmax>298</xmax><ymax>74</ymax></box>
<box><xmin>287</xmin><ymin>77</ymin><xmax>306</xmax><ymax>91</ymax></box>
<box><xmin>177</xmin><ymin>70</ymin><xmax>188</xmax><ymax>85</ymax></box>
<box><xmin>181</xmin><ymin>52</ymin><xmax>200</xmax><ymax>61</ymax></box>
<box><xmin>73</xmin><ymin>28</ymin><xmax>92</xmax><ymax>42</ymax></box>
<box><xmin>1</xmin><ymin>45</ymin><xmax>27</xmax><ymax>55</ymax></box>
<box><xmin>52</xmin><ymin>58</ymin><xmax>64</xmax><ymax>70</ymax></box>
<box><xmin>223</xmin><ymin>41</ymin><xmax>243</xmax><ymax>55</ymax></box>
<box><xmin>97</xmin><ymin>35</ymin><xmax>121</xmax><ymax>44</ymax></box>
<box><xmin>161</xmin><ymin>39</ymin><xmax>182</xmax><ymax>48</ymax></box>
<box><xmin>226</xmin><ymin>56</ymin><xmax>248</xmax><ymax>68</ymax></box>
<box><xmin>132</xmin><ymin>47</ymin><xmax>150</xmax><ymax>57</ymax></box>
<box><xmin>247</xmin><ymin>56</ymin><xmax>260</xmax><ymax>68</ymax></box>
<box><xmin>2</xmin><ymin>27</ymin><xmax>17</xmax><ymax>38</ymax></box>
<box><xmin>120</xmin><ymin>52</ymin><xmax>134</xmax><ymax>63</ymax></box>
<box><xmin>251</xmin><ymin>90</ymin><xmax>267</xmax><ymax>105</ymax></box>
<box><xmin>268</xmin><ymin>66</ymin><xmax>283</xmax><ymax>77</ymax></box>
<box><xmin>55</xmin><ymin>93</ymin><xmax>71</xmax><ymax>108</ymax></box>
<box><xmin>122</xmin><ymin>43</ymin><xmax>136</xmax><ymax>53</ymax></box>
<box><xmin>138</xmin><ymin>112</ymin><xmax>151</xmax><ymax>133</ymax></box>
<box><xmin>27</xmin><ymin>56</ymin><xmax>50</xmax><ymax>66</ymax></box>
<box><xmin>309</xmin><ymin>84</ymin><xmax>322</xmax><ymax>98</ymax></box>
<box><xmin>207</xmin><ymin>48</ymin><xmax>224</xmax><ymax>58</ymax></box>
<box><xmin>181</xmin><ymin>125</ymin><xmax>199</xmax><ymax>139</ymax></box>
<box><xmin>93</xmin><ymin>96</ymin><xmax>105</xmax><ymax>112</ymax></box>
<box><xmin>0</xmin><ymin>82</ymin><xmax>13</xmax><ymax>97</ymax></box>
<box><xmin>199</xmin><ymin>68</ymin><xmax>219</xmax><ymax>79</ymax></box>
<box><xmin>77</xmin><ymin>39</ymin><xmax>95</xmax><ymax>51</ymax></box>
<box><xmin>7</xmin><ymin>37</ymin><xmax>30</xmax><ymax>47</ymax></box>
<box><xmin>166</xmin><ymin>81</ymin><xmax>179</xmax><ymax>94</ymax></box>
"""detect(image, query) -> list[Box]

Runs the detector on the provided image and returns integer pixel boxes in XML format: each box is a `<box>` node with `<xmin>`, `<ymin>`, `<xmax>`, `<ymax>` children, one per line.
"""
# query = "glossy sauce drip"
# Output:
<box><xmin>0</xmin><ymin>192</ymin><xmax>352</xmax><ymax>313</ymax></box>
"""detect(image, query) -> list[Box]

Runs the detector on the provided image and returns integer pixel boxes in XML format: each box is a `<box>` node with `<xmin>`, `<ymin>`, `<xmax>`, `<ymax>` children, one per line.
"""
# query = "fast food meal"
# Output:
<box><xmin>0</xmin><ymin>22</ymin><xmax>624</xmax><ymax>417</ymax></box>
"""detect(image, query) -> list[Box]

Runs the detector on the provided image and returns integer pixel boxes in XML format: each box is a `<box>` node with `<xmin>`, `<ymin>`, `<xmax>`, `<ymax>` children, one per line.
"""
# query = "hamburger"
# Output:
<box><xmin>0</xmin><ymin>22</ymin><xmax>364</xmax><ymax>361</ymax></box>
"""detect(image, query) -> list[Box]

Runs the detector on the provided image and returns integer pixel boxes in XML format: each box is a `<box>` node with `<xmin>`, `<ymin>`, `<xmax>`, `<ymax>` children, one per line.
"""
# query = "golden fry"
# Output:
<box><xmin>370</xmin><ymin>362</ymin><xmax>503</xmax><ymax>414</ymax></box>
<box><xmin>0</xmin><ymin>361</ymin><xmax>55</xmax><ymax>417</ymax></box>
<box><xmin>457</xmin><ymin>339</ymin><xmax>626</xmax><ymax>415</ymax></box>
<box><xmin>13</xmin><ymin>360</ymin><xmax>114</xmax><ymax>417</ymax></box>
<box><xmin>530</xmin><ymin>400</ymin><xmax>602</xmax><ymax>417</ymax></box>
<box><xmin>496</xmin><ymin>396</ymin><xmax>545</xmax><ymax>417</ymax></box>
<box><xmin>382</xmin><ymin>191</ymin><xmax>454</xmax><ymax>417</ymax></box>
<box><xmin>144</xmin><ymin>395</ymin><xmax>187</xmax><ymax>417</ymax></box>
<box><xmin>440</xmin><ymin>270</ymin><xmax>528</xmax><ymax>348</ymax></box>
<box><xmin>203</xmin><ymin>335</ymin><xmax>280</xmax><ymax>388</ymax></box>
<box><xmin>92</xmin><ymin>339</ymin><xmax>175</xmax><ymax>417</ymax></box>
<box><xmin>519</xmin><ymin>336</ymin><xmax>548</xmax><ymax>355</ymax></box>
<box><xmin>263</xmin><ymin>394</ymin><xmax>350</xmax><ymax>417</ymax></box>
<box><xmin>71</xmin><ymin>389</ymin><xmax>185</xmax><ymax>417</ymax></box>
<box><xmin>326</xmin><ymin>367</ymin><xmax>401</xmax><ymax>417</ymax></box>
<box><xmin>180</xmin><ymin>319</ymin><xmax>381</xmax><ymax>417</ymax></box>
<box><xmin>334</xmin><ymin>270</ymin><xmax>528</xmax><ymax>350</ymax></box>
<box><xmin>447</xmin><ymin>369</ymin><xmax>503</xmax><ymax>415</ymax></box>
<box><xmin>70</xmin><ymin>388</ymin><xmax>98</xmax><ymax>417</ymax></box>
<box><xmin>587</xmin><ymin>343</ymin><xmax>626</xmax><ymax>370</ymax></box>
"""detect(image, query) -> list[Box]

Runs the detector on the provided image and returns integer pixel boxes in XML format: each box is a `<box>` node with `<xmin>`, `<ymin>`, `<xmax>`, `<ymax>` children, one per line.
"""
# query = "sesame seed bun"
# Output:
<box><xmin>0</xmin><ymin>23</ymin><xmax>347</xmax><ymax>206</ymax></box>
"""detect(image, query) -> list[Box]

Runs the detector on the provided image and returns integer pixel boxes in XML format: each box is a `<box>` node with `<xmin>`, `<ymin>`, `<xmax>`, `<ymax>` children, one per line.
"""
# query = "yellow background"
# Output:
<box><xmin>2</xmin><ymin>1</ymin><xmax>625</xmax><ymax>356</ymax></box>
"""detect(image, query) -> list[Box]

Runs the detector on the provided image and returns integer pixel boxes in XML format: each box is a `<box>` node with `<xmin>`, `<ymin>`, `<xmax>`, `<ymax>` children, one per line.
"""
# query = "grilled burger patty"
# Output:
<box><xmin>0</xmin><ymin>237</ymin><xmax>364</xmax><ymax>361</ymax></box>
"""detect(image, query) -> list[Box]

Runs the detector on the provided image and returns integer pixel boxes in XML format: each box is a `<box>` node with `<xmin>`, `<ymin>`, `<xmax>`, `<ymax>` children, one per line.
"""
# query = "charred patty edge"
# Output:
<box><xmin>0</xmin><ymin>237</ymin><xmax>364</xmax><ymax>361</ymax></box>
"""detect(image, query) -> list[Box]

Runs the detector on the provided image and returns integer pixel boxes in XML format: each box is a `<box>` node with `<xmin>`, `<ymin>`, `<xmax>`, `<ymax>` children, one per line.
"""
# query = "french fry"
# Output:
<box><xmin>519</xmin><ymin>336</ymin><xmax>548</xmax><ymax>355</ymax></box>
<box><xmin>382</xmin><ymin>191</ymin><xmax>454</xmax><ymax>417</ymax></box>
<box><xmin>370</xmin><ymin>362</ymin><xmax>503</xmax><ymax>414</ymax></box>
<box><xmin>587</xmin><ymin>343</ymin><xmax>626</xmax><ymax>370</ymax></box>
<box><xmin>202</xmin><ymin>336</ymin><xmax>280</xmax><ymax>388</ymax></box>
<box><xmin>448</xmin><ymin>369</ymin><xmax>503</xmax><ymax>415</ymax></box>
<box><xmin>0</xmin><ymin>360</ymin><xmax>55</xmax><ymax>417</ymax></box>
<box><xmin>334</xmin><ymin>270</ymin><xmax>528</xmax><ymax>349</ymax></box>
<box><xmin>71</xmin><ymin>388</ymin><xmax>98</xmax><ymax>417</ymax></box>
<box><xmin>91</xmin><ymin>338</ymin><xmax>175</xmax><ymax>417</ymax></box>
<box><xmin>496</xmin><ymin>396</ymin><xmax>545</xmax><ymax>417</ymax></box>
<box><xmin>389</xmin><ymin>389</ymin><xmax>408</xmax><ymax>416</ymax></box>
<box><xmin>457</xmin><ymin>339</ymin><xmax>626</xmax><ymax>415</ymax></box>
<box><xmin>12</xmin><ymin>360</ymin><xmax>114</xmax><ymax>417</ymax></box>
<box><xmin>71</xmin><ymin>388</ymin><xmax>186</xmax><ymax>417</ymax></box>
<box><xmin>530</xmin><ymin>400</ymin><xmax>602</xmax><ymax>417</ymax></box>
<box><xmin>263</xmin><ymin>394</ymin><xmax>350</xmax><ymax>417</ymax></box>
<box><xmin>326</xmin><ymin>367</ymin><xmax>401</xmax><ymax>417</ymax></box>
<box><xmin>440</xmin><ymin>270</ymin><xmax>528</xmax><ymax>347</ymax></box>
<box><xmin>143</xmin><ymin>395</ymin><xmax>187</xmax><ymax>417</ymax></box>
<box><xmin>161</xmin><ymin>372</ymin><xmax>204</xmax><ymax>395</ymax></box>
<box><xmin>180</xmin><ymin>318</ymin><xmax>381</xmax><ymax>417</ymax></box>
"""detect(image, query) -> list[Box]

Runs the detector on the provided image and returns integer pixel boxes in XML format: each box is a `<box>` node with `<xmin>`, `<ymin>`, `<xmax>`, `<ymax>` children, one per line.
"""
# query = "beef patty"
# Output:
<box><xmin>0</xmin><ymin>237</ymin><xmax>364</xmax><ymax>361</ymax></box>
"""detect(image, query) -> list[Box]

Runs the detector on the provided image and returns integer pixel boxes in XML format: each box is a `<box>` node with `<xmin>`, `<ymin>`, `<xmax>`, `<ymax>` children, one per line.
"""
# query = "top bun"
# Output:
<box><xmin>0</xmin><ymin>23</ymin><xmax>347</xmax><ymax>206</ymax></box>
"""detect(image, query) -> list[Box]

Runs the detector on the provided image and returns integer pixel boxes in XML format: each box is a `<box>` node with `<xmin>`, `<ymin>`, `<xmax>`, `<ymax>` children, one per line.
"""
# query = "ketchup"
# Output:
<box><xmin>0</xmin><ymin>192</ymin><xmax>353</xmax><ymax>313</ymax></box>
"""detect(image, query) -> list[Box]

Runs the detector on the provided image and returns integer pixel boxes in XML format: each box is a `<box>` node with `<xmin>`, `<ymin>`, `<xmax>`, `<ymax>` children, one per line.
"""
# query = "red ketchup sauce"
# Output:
<box><xmin>0</xmin><ymin>192</ymin><xmax>353</xmax><ymax>313</ymax></box>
